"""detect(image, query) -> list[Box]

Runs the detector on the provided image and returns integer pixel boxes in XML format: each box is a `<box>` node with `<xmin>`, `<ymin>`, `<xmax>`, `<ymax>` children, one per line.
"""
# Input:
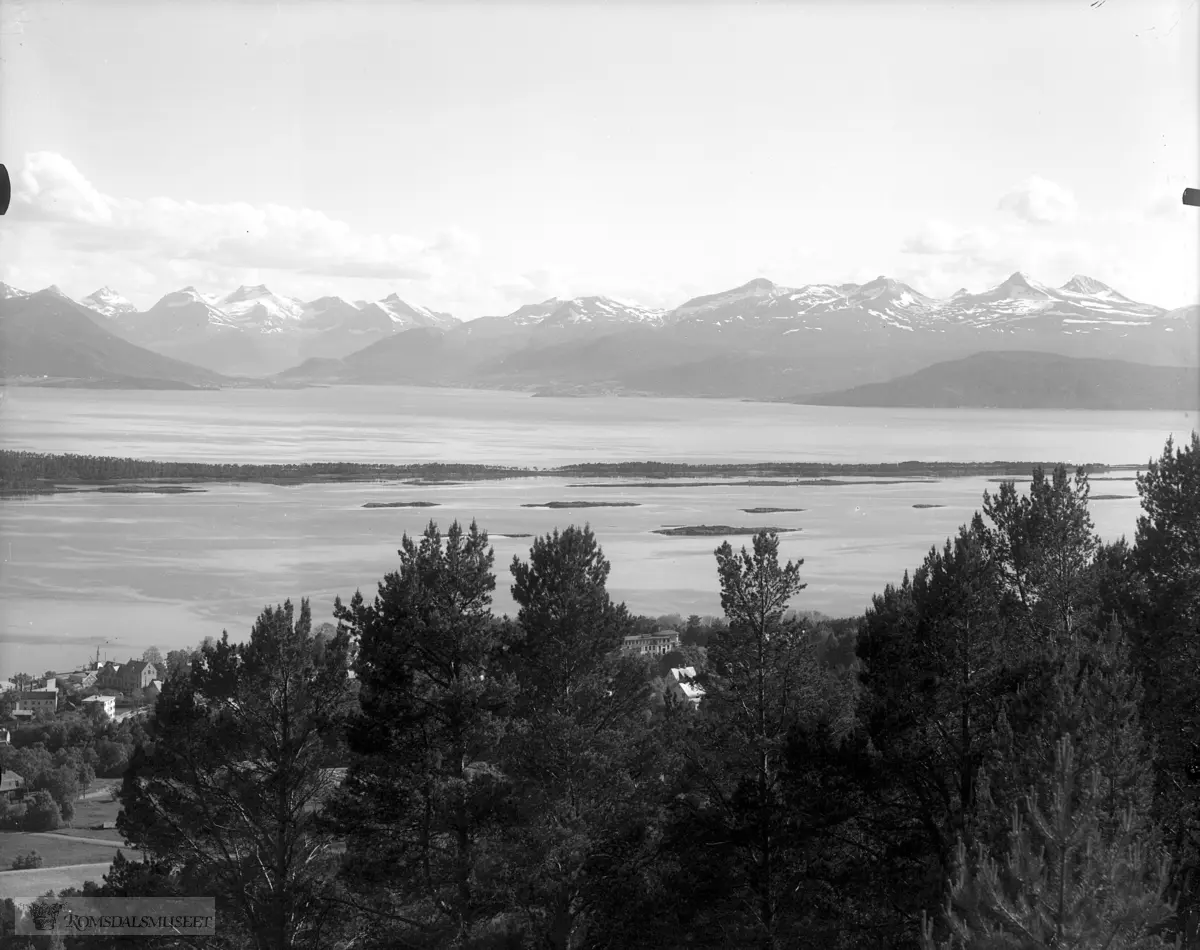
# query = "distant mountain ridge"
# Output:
<box><xmin>789</xmin><ymin>350</ymin><xmax>1200</xmax><ymax>411</ymax></box>
<box><xmin>6</xmin><ymin>271</ymin><xmax>1197</xmax><ymax>400</ymax></box>
<box><xmin>42</xmin><ymin>283</ymin><xmax>466</xmax><ymax>376</ymax></box>
<box><xmin>0</xmin><ymin>289</ymin><xmax>229</xmax><ymax>388</ymax></box>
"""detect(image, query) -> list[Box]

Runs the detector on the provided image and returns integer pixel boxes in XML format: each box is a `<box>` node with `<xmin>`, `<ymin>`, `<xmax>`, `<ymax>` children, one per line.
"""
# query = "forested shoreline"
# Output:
<box><xmin>0</xmin><ymin>450</ymin><xmax>1135</xmax><ymax>494</ymax></box>
<box><xmin>3</xmin><ymin>434</ymin><xmax>1199</xmax><ymax>949</ymax></box>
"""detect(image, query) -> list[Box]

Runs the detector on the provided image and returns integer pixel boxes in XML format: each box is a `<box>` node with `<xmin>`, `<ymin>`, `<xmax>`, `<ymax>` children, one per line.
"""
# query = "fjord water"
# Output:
<box><xmin>0</xmin><ymin>386</ymin><xmax>1194</xmax><ymax>675</ymax></box>
<box><xmin>0</xmin><ymin>385</ymin><xmax>1192</xmax><ymax>464</ymax></box>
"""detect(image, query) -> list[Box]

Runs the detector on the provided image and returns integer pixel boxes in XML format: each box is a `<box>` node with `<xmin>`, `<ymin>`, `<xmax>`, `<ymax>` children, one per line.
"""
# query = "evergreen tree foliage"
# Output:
<box><xmin>496</xmin><ymin>525</ymin><xmax>659</xmax><ymax>950</ymax></box>
<box><xmin>117</xmin><ymin>598</ymin><xmax>355</xmax><ymax>950</ymax></box>
<box><xmin>1132</xmin><ymin>431</ymin><xmax>1200</xmax><ymax>941</ymax></box>
<box><xmin>329</xmin><ymin>520</ymin><xmax>518</xmax><ymax>949</ymax></box>
<box><xmin>981</xmin><ymin>464</ymin><xmax>1100</xmax><ymax>642</ymax></box>
<box><xmin>921</xmin><ymin>735</ymin><xmax>1176</xmax><ymax>950</ymax></box>
<box><xmin>662</xmin><ymin>531</ymin><xmax>820</xmax><ymax>950</ymax></box>
<box><xmin>982</xmin><ymin>621</ymin><xmax>1155</xmax><ymax>863</ymax></box>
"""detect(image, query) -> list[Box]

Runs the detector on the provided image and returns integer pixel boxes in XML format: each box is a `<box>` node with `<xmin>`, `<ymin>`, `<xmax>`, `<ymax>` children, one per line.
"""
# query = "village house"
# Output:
<box><xmin>65</xmin><ymin>670</ymin><xmax>98</xmax><ymax>689</ymax></box>
<box><xmin>14</xmin><ymin>689</ymin><xmax>58</xmax><ymax>716</ymax></box>
<box><xmin>82</xmin><ymin>695</ymin><xmax>117</xmax><ymax>719</ymax></box>
<box><xmin>667</xmin><ymin>666</ymin><xmax>705</xmax><ymax>707</ymax></box>
<box><xmin>0</xmin><ymin>770</ymin><xmax>25</xmax><ymax>801</ymax></box>
<box><xmin>95</xmin><ymin>661</ymin><xmax>120</xmax><ymax>689</ymax></box>
<box><xmin>620</xmin><ymin>629</ymin><xmax>682</xmax><ymax>656</ymax></box>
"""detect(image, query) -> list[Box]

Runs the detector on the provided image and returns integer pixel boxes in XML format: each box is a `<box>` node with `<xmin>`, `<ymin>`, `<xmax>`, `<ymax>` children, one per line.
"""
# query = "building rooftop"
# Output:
<box><xmin>0</xmin><ymin>771</ymin><xmax>25</xmax><ymax>793</ymax></box>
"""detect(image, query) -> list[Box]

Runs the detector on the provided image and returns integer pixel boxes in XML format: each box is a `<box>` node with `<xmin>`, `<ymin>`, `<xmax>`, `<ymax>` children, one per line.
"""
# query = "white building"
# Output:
<box><xmin>668</xmin><ymin>666</ymin><xmax>705</xmax><ymax>707</ymax></box>
<box><xmin>82</xmin><ymin>695</ymin><xmax>117</xmax><ymax>719</ymax></box>
<box><xmin>620</xmin><ymin>630</ymin><xmax>682</xmax><ymax>657</ymax></box>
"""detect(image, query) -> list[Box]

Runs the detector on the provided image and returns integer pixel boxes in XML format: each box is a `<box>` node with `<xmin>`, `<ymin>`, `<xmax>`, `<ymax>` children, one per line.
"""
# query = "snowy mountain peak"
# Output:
<box><xmin>950</xmin><ymin>287</ymin><xmax>969</xmax><ymax>298</ymax></box>
<box><xmin>373</xmin><ymin>293</ymin><xmax>459</xmax><ymax>331</ymax></box>
<box><xmin>1059</xmin><ymin>274</ymin><xmax>1128</xmax><ymax>300</ymax></box>
<box><xmin>81</xmin><ymin>286</ymin><xmax>138</xmax><ymax>318</ymax></box>
<box><xmin>216</xmin><ymin>285</ymin><xmax>305</xmax><ymax>326</ymax></box>
<box><xmin>738</xmin><ymin>278</ymin><xmax>777</xmax><ymax>292</ymax></box>
<box><xmin>0</xmin><ymin>281</ymin><xmax>28</xmax><ymax>300</ymax></box>
<box><xmin>991</xmin><ymin>271</ymin><xmax>1056</xmax><ymax>298</ymax></box>
<box><xmin>222</xmin><ymin>284</ymin><xmax>274</xmax><ymax>303</ymax></box>
<box><xmin>543</xmin><ymin>295</ymin><xmax>664</xmax><ymax>326</ymax></box>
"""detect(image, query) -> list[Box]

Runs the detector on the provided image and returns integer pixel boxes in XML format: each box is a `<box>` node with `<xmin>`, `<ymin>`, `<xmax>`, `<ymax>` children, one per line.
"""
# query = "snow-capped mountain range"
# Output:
<box><xmin>663</xmin><ymin>272</ymin><xmax>1175</xmax><ymax>332</ymax></box>
<box><xmin>2</xmin><ymin>272</ymin><xmax>1195</xmax><ymax>384</ymax></box>
<box><xmin>1</xmin><ymin>271</ymin><xmax>1183</xmax><ymax>336</ymax></box>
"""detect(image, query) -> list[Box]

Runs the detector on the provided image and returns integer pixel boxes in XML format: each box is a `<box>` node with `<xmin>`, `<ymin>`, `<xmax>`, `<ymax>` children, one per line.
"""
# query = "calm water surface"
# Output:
<box><xmin>0</xmin><ymin>386</ymin><xmax>1192</xmax><ymax>674</ymax></box>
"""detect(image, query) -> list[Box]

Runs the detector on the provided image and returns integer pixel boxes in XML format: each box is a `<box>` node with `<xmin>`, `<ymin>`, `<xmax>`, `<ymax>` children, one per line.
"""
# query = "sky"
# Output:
<box><xmin>1</xmin><ymin>0</ymin><xmax>1197</xmax><ymax>317</ymax></box>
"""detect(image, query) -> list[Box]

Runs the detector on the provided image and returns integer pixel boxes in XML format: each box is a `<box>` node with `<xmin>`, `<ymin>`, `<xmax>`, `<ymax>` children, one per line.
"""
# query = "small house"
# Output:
<box><xmin>668</xmin><ymin>666</ymin><xmax>705</xmax><ymax>707</ymax></box>
<box><xmin>82</xmin><ymin>695</ymin><xmax>117</xmax><ymax>719</ymax></box>
<box><xmin>0</xmin><ymin>770</ymin><xmax>25</xmax><ymax>801</ymax></box>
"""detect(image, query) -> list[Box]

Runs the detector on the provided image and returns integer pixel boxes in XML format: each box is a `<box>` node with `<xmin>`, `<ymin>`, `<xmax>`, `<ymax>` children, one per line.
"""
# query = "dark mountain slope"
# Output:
<box><xmin>0</xmin><ymin>291</ymin><xmax>227</xmax><ymax>387</ymax></box>
<box><xmin>789</xmin><ymin>351</ymin><xmax>1199</xmax><ymax>410</ymax></box>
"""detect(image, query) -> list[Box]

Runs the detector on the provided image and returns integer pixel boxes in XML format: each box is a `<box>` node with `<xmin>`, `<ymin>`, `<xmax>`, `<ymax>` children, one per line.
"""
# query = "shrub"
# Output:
<box><xmin>21</xmin><ymin>789</ymin><xmax>61</xmax><ymax>832</ymax></box>
<box><xmin>10</xmin><ymin>850</ymin><xmax>43</xmax><ymax>870</ymax></box>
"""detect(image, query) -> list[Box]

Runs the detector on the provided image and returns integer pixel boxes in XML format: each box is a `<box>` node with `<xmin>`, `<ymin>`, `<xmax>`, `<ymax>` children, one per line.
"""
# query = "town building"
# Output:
<box><xmin>620</xmin><ymin>629</ymin><xmax>682</xmax><ymax>656</ymax></box>
<box><xmin>82</xmin><ymin>695</ymin><xmax>117</xmax><ymax>719</ymax></box>
<box><xmin>14</xmin><ymin>690</ymin><xmax>58</xmax><ymax>716</ymax></box>
<box><xmin>95</xmin><ymin>661</ymin><xmax>120</xmax><ymax>689</ymax></box>
<box><xmin>667</xmin><ymin>666</ymin><xmax>705</xmax><ymax>707</ymax></box>
<box><xmin>96</xmin><ymin>659</ymin><xmax>159</xmax><ymax>694</ymax></box>
<box><xmin>0</xmin><ymin>770</ymin><xmax>25</xmax><ymax>801</ymax></box>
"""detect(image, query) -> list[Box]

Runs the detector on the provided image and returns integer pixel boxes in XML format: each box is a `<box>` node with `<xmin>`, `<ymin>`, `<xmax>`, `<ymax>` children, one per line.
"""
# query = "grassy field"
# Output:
<box><xmin>0</xmin><ymin>832</ymin><xmax>138</xmax><ymax>870</ymax></box>
<box><xmin>60</xmin><ymin>791</ymin><xmax>124</xmax><ymax>841</ymax></box>
<box><xmin>0</xmin><ymin>862</ymin><xmax>116</xmax><ymax>903</ymax></box>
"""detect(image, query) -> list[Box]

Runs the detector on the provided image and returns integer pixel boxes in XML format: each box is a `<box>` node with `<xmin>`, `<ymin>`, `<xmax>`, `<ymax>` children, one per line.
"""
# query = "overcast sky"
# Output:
<box><xmin>1</xmin><ymin>0</ymin><xmax>1197</xmax><ymax>316</ymax></box>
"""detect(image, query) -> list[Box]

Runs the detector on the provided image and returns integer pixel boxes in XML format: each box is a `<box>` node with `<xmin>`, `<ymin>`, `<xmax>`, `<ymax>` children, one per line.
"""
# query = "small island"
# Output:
<box><xmin>653</xmin><ymin>525</ymin><xmax>801</xmax><ymax>537</ymax></box>
<box><xmin>912</xmin><ymin>503</ymin><xmax>946</xmax><ymax>509</ymax></box>
<box><xmin>95</xmin><ymin>485</ymin><xmax>205</xmax><ymax>494</ymax></box>
<box><xmin>362</xmin><ymin>501</ymin><xmax>440</xmax><ymax>509</ymax></box>
<box><xmin>1090</xmin><ymin>494</ymin><xmax>1136</xmax><ymax>500</ymax></box>
<box><xmin>742</xmin><ymin>507</ymin><xmax>805</xmax><ymax>514</ymax></box>
<box><xmin>521</xmin><ymin>501</ymin><xmax>641</xmax><ymax>509</ymax></box>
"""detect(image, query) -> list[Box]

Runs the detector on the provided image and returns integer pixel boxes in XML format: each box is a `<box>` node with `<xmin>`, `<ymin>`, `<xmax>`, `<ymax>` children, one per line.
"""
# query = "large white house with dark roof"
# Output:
<box><xmin>620</xmin><ymin>629</ymin><xmax>682</xmax><ymax>657</ymax></box>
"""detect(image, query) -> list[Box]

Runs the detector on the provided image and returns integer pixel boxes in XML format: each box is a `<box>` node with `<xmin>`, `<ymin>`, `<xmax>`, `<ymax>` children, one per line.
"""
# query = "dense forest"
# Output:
<box><xmin>0</xmin><ymin>450</ymin><xmax>1129</xmax><ymax>493</ymax></box>
<box><xmin>3</xmin><ymin>433</ymin><xmax>1199</xmax><ymax>949</ymax></box>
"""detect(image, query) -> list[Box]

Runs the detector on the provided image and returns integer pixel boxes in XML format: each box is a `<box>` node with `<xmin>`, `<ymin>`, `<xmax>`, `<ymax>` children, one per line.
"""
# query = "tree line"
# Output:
<box><xmin>4</xmin><ymin>433</ymin><xmax>1200</xmax><ymax>949</ymax></box>
<box><xmin>0</xmin><ymin>450</ymin><xmax>1127</xmax><ymax>493</ymax></box>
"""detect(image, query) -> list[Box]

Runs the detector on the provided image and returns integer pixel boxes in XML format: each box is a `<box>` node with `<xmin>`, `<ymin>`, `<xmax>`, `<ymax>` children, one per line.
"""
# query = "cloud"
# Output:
<box><xmin>12</xmin><ymin>151</ymin><xmax>472</xmax><ymax>281</ymax></box>
<box><xmin>901</xmin><ymin>220</ymin><xmax>1000</xmax><ymax>257</ymax></box>
<box><xmin>997</xmin><ymin>175</ymin><xmax>1078</xmax><ymax>225</ymax></box>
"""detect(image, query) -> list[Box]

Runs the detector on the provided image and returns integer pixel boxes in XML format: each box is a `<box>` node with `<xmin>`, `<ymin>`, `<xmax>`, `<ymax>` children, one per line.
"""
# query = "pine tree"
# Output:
<box><xmin>498</xmin><ymin>525</ymin><xmax>655</xmax><ymax>950</ymax></box>
<box><xmin>982</xmin><ymin>464</ymin><xmax>1100</xmax><ymax>643</ymax></box>
<box><xmin>328</xmin><ymin>520</ymin><xmax>517</xmax><ymax>949</ymax></box>
<box><xmin>1132</xmin><ymin>432</ymin><xmax>1200</xmax><ymax>940</ymax></box>
<box><xmin>921</xmin><ymin>735</ymin><xmax>1176</xmax><ymax>950</ymax></box>
<box><xmin>980</xmin><ymin>620</ymin><xmax>1156</xmax><ymax>882</ymax></box>
<box><xmin>671</xmin><ymin>530</ymin><xmax>816</xmax><ymax>950</ymax></box>
<box><xmin>118</xmin><ymin>598</ymin><xmax>356</xmax><ymax>950</ymax></box>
